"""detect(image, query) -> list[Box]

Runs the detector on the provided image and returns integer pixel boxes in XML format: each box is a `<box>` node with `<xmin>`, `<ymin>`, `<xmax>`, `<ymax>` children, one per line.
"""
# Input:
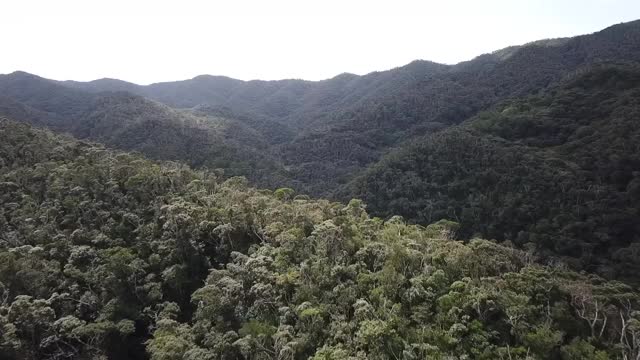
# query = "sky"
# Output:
<box><xmin>1</xmin><ymin>0</ymin><xmax>639</xmax><ymax>84</ymax></box>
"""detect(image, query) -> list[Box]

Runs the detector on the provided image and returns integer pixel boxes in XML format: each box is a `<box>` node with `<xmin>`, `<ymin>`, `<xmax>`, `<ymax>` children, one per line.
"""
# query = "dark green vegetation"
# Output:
<box><xmin>2</xmin><ymin>118</ymin><xmax>640</xmax><ymax>359</ymax></box>
<box><xmin>60</xmin><ymin>20</ymin><xmax>640</xmax><ymax>194</ymax></box>
<box><xmin>347</xmin><ymin>64</ymin><xmax>640</xmax><ymax>281</ymax></box>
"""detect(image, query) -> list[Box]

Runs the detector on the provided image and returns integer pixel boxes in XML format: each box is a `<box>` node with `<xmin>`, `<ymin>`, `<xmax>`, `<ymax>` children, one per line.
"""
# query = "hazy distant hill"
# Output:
<box><xmin>62</xmin><ymin>61</ymin><xmax>450</xmax><ymax>129</ymax></box>
<box><xmin>4</xmin><ymin>20</ymin><xmax>640</xmax><ymax>359</ymax></box>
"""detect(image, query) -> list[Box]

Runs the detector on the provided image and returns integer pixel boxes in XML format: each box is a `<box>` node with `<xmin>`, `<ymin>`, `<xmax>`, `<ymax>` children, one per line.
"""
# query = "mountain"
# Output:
<box><xmin>346</xmin><ymin>63</ymin><xmax>640</xmax><ymax>280</ymax></box>
<box><xmin>62</xmin><ymin>61</ymin><xmax>450</xmax><ymax>131</ymax></box>
<box><xmin>1</xmin><ymin>117</ymin><xmax>639</xmax><ymax>360</ymax></box>
<box><xmin>55</xmin><ymin>20</ymin><xmax>640</xmax><ymax>195</ymax></box>
<box><xmin>63</xmin><ymin>77</ymin><xmax>141</xmax><ymax>93</ymax></box>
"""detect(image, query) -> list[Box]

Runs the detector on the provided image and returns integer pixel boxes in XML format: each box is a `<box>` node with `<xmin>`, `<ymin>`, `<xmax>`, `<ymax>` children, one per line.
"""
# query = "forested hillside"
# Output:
<box><xmin>347</xmin><ymin>64</ymin><xmax>640</xmax><ymax>280</ymax></box>
<box><xmin>58</xmin><ymin>20</ymin><xmax>640</xmax><ymax>194</ymax></box>
<box><xmin>3</xmin><ymin>118</ymin><xmax>640</xmax><ymax>359</ymax></box>
<box><xmin>2</xmin><ymin>21</ymin><xmax>640</xmax><ymax>196</ymax></box>
<box><xmin>0</xmin><ymin>72</ymin><xmax>290</xmax><ymax>189</ymax></box>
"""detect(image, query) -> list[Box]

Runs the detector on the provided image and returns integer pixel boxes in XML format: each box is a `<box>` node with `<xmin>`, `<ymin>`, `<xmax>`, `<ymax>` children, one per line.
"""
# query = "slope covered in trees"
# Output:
<box><xmin>2</xmin><ymin>118</ymin><xmax>640</xmax><ymax>360</ymax></box>
<box><xmin>346</xmin><ymin>64</ymin><xmax>640</xmax><ymax>280</ymax></box>
<box><xmin>2</xmin><ymin>21</ymin><xmax>640</xmax><ymax>197</ymax></box>
<box><xmin>57</xmin><ymin>20</ymin><xmax>640</xmax><ymax>195</ymax></box>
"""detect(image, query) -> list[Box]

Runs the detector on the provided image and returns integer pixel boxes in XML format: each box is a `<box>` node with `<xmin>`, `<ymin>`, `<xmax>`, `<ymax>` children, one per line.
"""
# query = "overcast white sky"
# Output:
<box><xmin>1</xmin><ymin>0</ymin><xmax>639</xmax><ymax>84</ymax></box>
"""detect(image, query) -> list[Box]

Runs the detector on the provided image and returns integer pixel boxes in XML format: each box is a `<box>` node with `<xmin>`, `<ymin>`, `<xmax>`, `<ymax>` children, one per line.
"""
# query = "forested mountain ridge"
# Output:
<box><xmin>2</xmin><ymin>118</ymin><xmax>640</xmax><ymax>359</ymax></box>
<box><xmin>3</xmin><ymin>22</ymin><xmax>640</xmax><ymax>196</ymax></box>
<box><xmin>346</xmin><ymin>63</ymin><xmax>640</xmax><ymax>281</ymax></box>
<box><xmin>55</xmin><ymin>19</ymin><xmax>640</xmax><ymax>195</ymax></box>
<box><xmin>61</xmin><ymin>20</ymin><xmax>640</xmax><ymax>133</ymax></box>
<box><xmin>0</xmin><ymin>22</ymin><xmax>639</xmax><ymax>258</ymax></box>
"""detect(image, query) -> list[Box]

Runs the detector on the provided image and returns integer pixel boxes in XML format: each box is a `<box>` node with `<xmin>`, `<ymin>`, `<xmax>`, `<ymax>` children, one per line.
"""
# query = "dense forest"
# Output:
<box><xmin>2</xmin><ymin>19</ymin><xmax>640</xmax><ymax>360</ymax></box>
<box><xmin>2</xmin><ymin>118</ymin><xmax>640</xmax><ymax>360</ymax></box>
<box><xmin>2</xmin><ymin>20</ymin><xmax>639</xmax><ymax>195</ymax></box>
<box><xmin>61</xmin><ymin>20</ymin><xmax>640</xmax><ymax>195</ymax></box>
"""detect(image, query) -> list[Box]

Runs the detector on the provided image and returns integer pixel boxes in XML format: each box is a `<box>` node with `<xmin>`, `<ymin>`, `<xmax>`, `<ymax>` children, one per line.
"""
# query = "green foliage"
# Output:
<box><xmin>560</xmin><ymin>338</ymin><xmax>610</xmax><ymax>360</ymax></box>
<box><xmin>273</xmin><ymin>187</ymin><xmax>295</xmax><ymax>201</ymax></box>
